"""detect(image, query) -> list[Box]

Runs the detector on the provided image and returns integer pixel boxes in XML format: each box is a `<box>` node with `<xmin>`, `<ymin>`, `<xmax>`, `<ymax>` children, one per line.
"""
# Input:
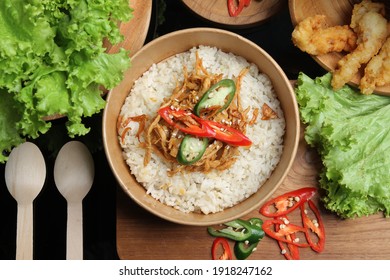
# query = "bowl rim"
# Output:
<box><xmin>103</xmin><ymin>27</ymin><xmax>300</xmax><ymax>226</ymax></box>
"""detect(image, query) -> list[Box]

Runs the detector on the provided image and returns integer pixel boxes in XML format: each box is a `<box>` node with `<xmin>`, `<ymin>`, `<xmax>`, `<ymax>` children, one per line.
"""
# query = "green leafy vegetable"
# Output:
<box><xmin>0</xmin><ymin>0</ymin><xmax>133</xmax><ymax>163</ymax></box>
<box><xmin>296</xmin><ymin>72</ymin><xmax>390</xmax><ymax>218</ymax></box>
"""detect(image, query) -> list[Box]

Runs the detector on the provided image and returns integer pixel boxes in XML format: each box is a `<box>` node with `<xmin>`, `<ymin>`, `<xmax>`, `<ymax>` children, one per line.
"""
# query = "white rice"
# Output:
<box><xmin>119</xmin><ymin>46</ymin><xmax>285</xmax><ymax>214</ymax></box>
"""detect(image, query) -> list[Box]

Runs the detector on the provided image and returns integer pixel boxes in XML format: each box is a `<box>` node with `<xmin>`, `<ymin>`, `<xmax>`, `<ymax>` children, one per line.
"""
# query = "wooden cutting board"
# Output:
<box><xmin>116</xmin><ymin>128</ymin><xmax>390</xmax><ymax>260</ymax></box>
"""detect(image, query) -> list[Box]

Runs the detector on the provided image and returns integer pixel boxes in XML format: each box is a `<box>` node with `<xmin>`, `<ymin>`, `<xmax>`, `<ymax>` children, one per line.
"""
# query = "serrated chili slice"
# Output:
<box><xmin>259</xmin><ymin>187</ymin><xmax>317</xmax><ymax>217</ymax></box>
<box><xmin>301</xmin><ymin>200</ymin><xmax>325</xmax><ymax>253</ymax></box>
<box><xmin>262</xmin><ymin>219</ymin><xmax>310</xmax><ymax>248</ymax></box>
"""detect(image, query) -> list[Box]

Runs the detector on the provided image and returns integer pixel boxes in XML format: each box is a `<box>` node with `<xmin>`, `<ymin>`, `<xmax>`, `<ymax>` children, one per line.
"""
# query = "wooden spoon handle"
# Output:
<box><xmin>66</xmin><ymin>201</ymin><xmax>83</xmax><ymax>260</ymax></box>
<box><xmin>16</xmin><ymin>203</ymin><xmax>33</xmax><ymax>260</ymax></box>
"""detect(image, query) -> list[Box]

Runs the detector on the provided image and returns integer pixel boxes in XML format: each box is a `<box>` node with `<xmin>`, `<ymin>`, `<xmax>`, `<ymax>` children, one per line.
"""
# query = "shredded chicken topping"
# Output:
<box><xmin>118</xmin><ymin>52</ymin><xmax>278</xmax><ymax>175</ymax></box>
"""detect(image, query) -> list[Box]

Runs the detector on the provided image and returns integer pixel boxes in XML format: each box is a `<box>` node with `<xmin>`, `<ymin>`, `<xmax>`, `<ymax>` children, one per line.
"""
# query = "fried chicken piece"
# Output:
<box><xmin>360</xmin><ymin>37</ymin><xmax>390</xmax><ymax>94</ymax></box>
<box><xmin>350</xmin><ymin>0</ymin><xmax>386</xmax><ymax>29</ymax></box>
<box><xmin>331</xmin><ymin>3</ymin><xmax>388</xmax><ymax>90</ymax></box>
<box><xmin>292</xmin><ymin>15</ymin><xmax>357</xmax><ymax>55</ymax></box>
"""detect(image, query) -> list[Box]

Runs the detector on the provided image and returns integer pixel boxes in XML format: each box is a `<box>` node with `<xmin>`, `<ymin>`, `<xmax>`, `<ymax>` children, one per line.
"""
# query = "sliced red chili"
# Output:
<box><xmin>259</xmin><ymin>187</ymin><xmax>317</xmax><ymax>218</ymax></box>
<box><xmin>275</xmin><ymin>217</ymin><xmax>300</xmax><ymax>260</ymax></box>
<box><xmin>158</xmin><ymin>106</ymin><xmax>252</xmax><ymax>147</ymax></box>
<box><xmin>227</xmin><ymin>0</ymin><xmax>250</xmax><ymax>17</ymax></box>
<box><xmin>301</xmin><ymin>200</ymin><xmax>325</xmax><ymax>253</ymax></box>
<box><xmin>211</xmin><ymin>237</ymin><xmax>233</xmax><ymax>260</ymax></box>
<box><xmin>262</xmin><ymin>219</ymin><xmax>310</xmax><ymax>248</ymax></box>
<box><xmin>207</xmin><ymin>120</ymin><xmax>252</xmax><ymax>146</ymax></box>
<box><xmin>158</xmin><ymin>106</ymin><xmax>215</xmax><ymax>138</ymax></box>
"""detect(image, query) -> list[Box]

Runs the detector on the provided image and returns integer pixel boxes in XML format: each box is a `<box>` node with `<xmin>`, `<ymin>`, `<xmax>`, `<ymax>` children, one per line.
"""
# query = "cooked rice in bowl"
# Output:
<box><xmin>117</xmin><ymin>45</ymin><xmax>285</xmax><ymax>214</ymax></box>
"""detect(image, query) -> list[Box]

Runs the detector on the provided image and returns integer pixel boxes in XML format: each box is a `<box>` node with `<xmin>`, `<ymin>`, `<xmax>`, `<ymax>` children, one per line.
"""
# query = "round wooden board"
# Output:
<box><xmin>182</xmin><ymin>0</ymin><xmax>286</xmax><ymax>28</ymax></box>
<box><xmin>45</xmin><ymin>0</ymin><xmax>152</xmax><ymax>121</ymax></box>
<box><xmin>105</xmin><ymin>0</ymin><xmax>152</xmax><ymax>57</ymax></box>
<box><xmin>289</xmin><ymin>0</ymin><xmax>390</xmax><ymax>96</ymax></box>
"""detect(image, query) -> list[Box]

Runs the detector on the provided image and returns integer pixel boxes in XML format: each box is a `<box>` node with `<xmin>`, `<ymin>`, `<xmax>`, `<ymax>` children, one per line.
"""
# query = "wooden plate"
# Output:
<box><xmin>289</xmin><ymin>0</ymin><xmax>390</xmax><ymax>96</ymax></box>
<box><xmin>104</xmin><ymin>0</ymin><xmax>152</xmax><ymax>56</ymax></box>
<box><xmin>45</xmin><ymin>0</ymin><xmax>152</xmax><ymax>121</ymax></box>
<box><xmin>181</xmin><ymin>0</ymin><xmax>285</xmax><ymax>28</ymax></box>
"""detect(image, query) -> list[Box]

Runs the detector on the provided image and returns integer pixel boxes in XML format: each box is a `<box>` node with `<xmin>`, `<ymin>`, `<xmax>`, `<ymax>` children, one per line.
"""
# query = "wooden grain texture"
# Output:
<box><xmin>116</xmin><ymin>128</ymin><xmax>390</xmax><ymax>260</ymax></box>
<box><xmin>105</xmin><ymin>0</ymin><xmax>152</xmax><ymax>56</ymax></box>
<box><xmin>289</xmin><ymin>0</ymin><xmax>390</xmax><ymax>96</ymax></box>
<box><xmin>181</xmin><ymin>0</ymin><xmax>285</xmax><ymax>28</ymax></box>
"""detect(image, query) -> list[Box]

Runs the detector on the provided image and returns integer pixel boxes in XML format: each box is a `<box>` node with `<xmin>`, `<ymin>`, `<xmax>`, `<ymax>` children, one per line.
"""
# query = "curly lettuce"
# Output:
<box><xmin>296</xmin><ymin>72</ymin><xmax>390</xmax><ymax>218</ymax></box>
<box><xmin>0</xmin><ymin>0</ymin><xmax>132</xmax><ymax>162</ymax></box>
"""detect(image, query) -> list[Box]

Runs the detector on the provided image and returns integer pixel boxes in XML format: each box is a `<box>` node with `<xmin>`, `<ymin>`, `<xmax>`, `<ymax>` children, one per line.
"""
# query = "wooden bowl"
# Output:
<box><xmin>289</xmin><ymin>0</ymin><xmax>390</xmax><ymax>95</ymax></box>
<box><xmin>102</xmin><ymin>28</ymin><xmax>300</xmax><ymax>226</ymax></box>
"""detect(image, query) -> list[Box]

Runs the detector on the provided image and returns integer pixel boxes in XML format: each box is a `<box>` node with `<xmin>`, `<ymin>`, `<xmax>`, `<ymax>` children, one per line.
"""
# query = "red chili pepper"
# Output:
<box><xmin>158</xmin><ymin>106</ymin><xmax>216</xmax><ymax>138</ymax></box>
<box><xmin>207</xmin><ymin>120</ymin><xmax>252</xmax><ymax>147</ymax></box>
<box><xmin>227</xmin><ymin>0</ymin><xmax>250</xmax><ymax>17</ymax></box>
<box><xmin>211</xmin><ymin>237</ymin><xmax>233</xmax><ymax>260</ymax></box>
<box><xmin>275</xmin><ymin>216</ymin><xmax>300</xmax><ymax>260</ymax></box>
<box><xmin>301</xmin><ymin>200</ymin><xmax>325</xmax><ymax>253</ymax></box>
<box><xmin>158</xmin><ymin>106</ymin><xmax>252</xmax><ymax>147</ymax></box>
<box><xmin>262</xmin><ymin>219</ymin><xmax>310</xmax><ymax>248</ymax></box>
<box><xmin>259</xmin><ymin>187</ymin><xmax>317</xmax><ymax>218</ymax></box>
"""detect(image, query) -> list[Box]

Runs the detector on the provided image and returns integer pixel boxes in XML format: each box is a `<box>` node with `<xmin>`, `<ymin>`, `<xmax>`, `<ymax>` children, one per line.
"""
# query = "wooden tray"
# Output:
<box><xmin>116</xmin><ymin>128</ymin><xmax>390</xmax><ymax>260</ymax></box>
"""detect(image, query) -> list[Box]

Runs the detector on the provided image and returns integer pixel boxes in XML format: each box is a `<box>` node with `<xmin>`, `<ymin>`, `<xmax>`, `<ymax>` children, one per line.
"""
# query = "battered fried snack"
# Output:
<box><xmin>360</xmin><ymin>37</ymin><xmax>390</xmax><ymax>94</ymax></box>
<box><xmin>331</xmin><ymin>1</ymin><xmax>387</xmax><ymax>90</ymax></box>
<box><xmin>292</xmin><ymin>15</ymin><xmax>357</xmax><ymax>56</ymax></box>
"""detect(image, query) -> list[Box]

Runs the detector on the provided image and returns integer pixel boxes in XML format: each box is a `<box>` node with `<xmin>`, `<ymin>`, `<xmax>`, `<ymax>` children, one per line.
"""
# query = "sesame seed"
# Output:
<box><xmin>281</xmin><ymin>249</ymin><xmax>287</xmax><ymax>254</ymax></box>
<box><xmin>294</xmin><ymin>238</ymin><xmax>300</xmax><ymax>243</ymax></box>
<box><xmin>294</xmin><ymin>196</ymin><xmax>300</xmax><ymax>202</ymax></box>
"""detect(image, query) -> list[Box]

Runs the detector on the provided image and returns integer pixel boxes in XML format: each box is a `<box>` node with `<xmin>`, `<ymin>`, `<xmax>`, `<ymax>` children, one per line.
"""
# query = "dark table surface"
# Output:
<box><xmin>0</xmin><ymin>0</ymin><xmax>324</xmax><ymax>260</ymax></box>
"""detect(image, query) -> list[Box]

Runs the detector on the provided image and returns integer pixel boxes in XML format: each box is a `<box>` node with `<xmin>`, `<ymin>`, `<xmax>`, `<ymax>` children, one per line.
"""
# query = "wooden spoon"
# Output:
<box><xmin>53</xmin><ymin>141</ymin><xmax>94</xmax><ymax>260</ymax></box>
<box><xmin>4</xmin><ymin>142</ymin><xmax>46</xmax><ymax>260</ymax></box>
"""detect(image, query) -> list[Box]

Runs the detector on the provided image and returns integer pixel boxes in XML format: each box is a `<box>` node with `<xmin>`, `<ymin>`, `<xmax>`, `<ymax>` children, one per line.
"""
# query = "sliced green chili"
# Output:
<box><xmin>194</xmin><ymin>79</ymin><xmax>236</xmax><ymax>117</ymax></box>
<box><xmin>234</xmin><ymin>241</ymin><xmax>260</xmax><ymax>260</ymax></box>
<box><xmin>207</xmin><ymin>218</ymin><xmax>264</xmax><ymax>244</ymax></box>
<box><xmin>177</xmin><ymin>135</ymin><xmax>208</xmax><ymax>165</ymax></box>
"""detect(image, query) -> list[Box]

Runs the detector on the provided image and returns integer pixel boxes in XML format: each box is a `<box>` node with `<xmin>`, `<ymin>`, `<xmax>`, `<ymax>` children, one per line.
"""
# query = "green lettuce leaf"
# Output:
<box><xmin>296</xmin><ymin>72</ymin><xmax>390</xmax><ymax>218</ymax></box>
<box><xmin>0</xmin><ymin>0</ymin><xmax>132</xmax><ymax>163</ymax></box>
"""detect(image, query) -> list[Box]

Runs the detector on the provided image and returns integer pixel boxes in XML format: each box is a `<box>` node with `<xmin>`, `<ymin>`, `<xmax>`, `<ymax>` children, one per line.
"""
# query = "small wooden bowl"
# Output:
<box><xmin>289</xmin><ymin>0</ymin><xmax>390</xmax><ymax>95</ymax></box>
<box><xmin>102</xmin><ymin>28</ymin><xmax>300</xmax><ymax>226</ymax></box>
